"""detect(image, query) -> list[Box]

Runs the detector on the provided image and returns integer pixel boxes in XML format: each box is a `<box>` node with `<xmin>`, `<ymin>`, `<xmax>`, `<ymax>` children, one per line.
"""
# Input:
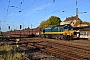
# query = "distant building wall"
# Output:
<box><xmin>80</xmin><ymin>31</ymin><xmax>90</xmax><ymax>39</ymax></box>
<box><xmin>60</xmin><ymin>19</ymin><xmax>82</xmax><ymax>27</ymax></box>
<box><xmin>77</xmin><ymin>24</ymin><xmax>88</xmax><ymax>27</ymax></box>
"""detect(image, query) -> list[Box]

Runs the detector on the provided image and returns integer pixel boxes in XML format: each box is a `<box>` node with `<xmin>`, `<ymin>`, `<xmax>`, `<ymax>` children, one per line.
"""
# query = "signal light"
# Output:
<box><xmin>20</xmin><ymin>25</ymin><xmax>22</xmax><ymax>29</ymax></box>
<box><xmin>8</xmin><ymin>26</ymin><xmax>10</xmax><ymax>30</ymax></box>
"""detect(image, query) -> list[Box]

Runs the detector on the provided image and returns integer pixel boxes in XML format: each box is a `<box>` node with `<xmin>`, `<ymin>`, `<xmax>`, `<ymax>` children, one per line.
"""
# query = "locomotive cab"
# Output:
<box><xmin>73</xmin><ymin>29</ymin><xmax>80</xmax><ymax>38</ymax></box>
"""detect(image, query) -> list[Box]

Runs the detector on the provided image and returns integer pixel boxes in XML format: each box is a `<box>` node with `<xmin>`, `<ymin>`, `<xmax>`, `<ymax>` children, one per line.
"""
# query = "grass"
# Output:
<box><xmin>0</xmin><ymin>42</ymin><xmax>22</xmax><ymax>60</ymax></box>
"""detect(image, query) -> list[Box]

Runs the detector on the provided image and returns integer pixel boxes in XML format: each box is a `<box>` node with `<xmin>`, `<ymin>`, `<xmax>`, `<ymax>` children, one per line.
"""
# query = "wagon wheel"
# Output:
<box><xmin>60</xmin><ymin>35</ymin><xmax>64</xmax><ymax>40</ymax></box>
<box><xmin>55</xmin><ymin>36</ymin><xmax>59</xmax><ymax>40</ymax></box>
<box><xmin>70</xmin><ymin>35</ymin><xmax>73</xmax><ymax>40</ymax></box>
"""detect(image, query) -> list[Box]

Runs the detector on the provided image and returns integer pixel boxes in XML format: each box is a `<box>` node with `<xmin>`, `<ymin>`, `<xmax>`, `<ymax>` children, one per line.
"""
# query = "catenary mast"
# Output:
<box><xmin>76</xmin><ymin>0</ymin><xmax>78</xmax><ymax>27</ymax></box>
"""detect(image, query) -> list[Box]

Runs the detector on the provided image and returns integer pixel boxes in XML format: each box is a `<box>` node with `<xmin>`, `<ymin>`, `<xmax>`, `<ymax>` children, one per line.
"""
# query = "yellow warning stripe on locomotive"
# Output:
<box><xmin>41</xmin><ymin>32</ymin><xmax>64</xmax><ymax>34</ymax></box>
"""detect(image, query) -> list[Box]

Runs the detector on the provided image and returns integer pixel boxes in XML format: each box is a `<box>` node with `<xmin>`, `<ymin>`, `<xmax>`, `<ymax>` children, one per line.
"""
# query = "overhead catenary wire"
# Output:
<box><xmin>3</xmin><ymin>0</ymin><xmax>90</xmax><ymax>30</ymax></box>
<box><xmin>9</xmin><ymin>0</ymin><xmax>42</xmax><ymax>13</ymax></box>
<box><xmin>7</xmin><ymin>0</ymin><xmax>25</xmax><ymax>13</ymax></box>
<box><xmin>4</xmin><ymin>0</ymin><xmax>10</xmax><ymax>22</ymax></box>
<box><xmin>18</xmin><ymin>0</ymin><xmax>24</xmax><ymax>7</ymax></box>
<box><xmin>6</xmin><ymin>0</ymin><xmax>42</xmax><ymax>19</ymax></box>
<box><xmin>20</xmin><ymin>0</ymin><xmax>85</xmax><ymax>22</ymax></box>
<box><xmin>52</xmin><ymin>0</ymin><xmax>83</xmax><ymax>14</ymax></box>
<box><xmin>7</xmin><ymin>0</ymin><xmax>10</xmax><ymax>15</ymax></box>
<box><xmin>33</xmin><ymin>0</ymin><xmax>86</xmax><ymax>24</ymax></box>
<box><xmin>22</xmin><ymin>0</ymin><xmax>42</xmax><ymax>12</ymax></box>
<box><xmin>3</xmin><ymin>0</ymin><xmax>43</xmax><ymax>27</ymax></box>
<box><xmin>5</xmin><ymin>0</ymin><xmax>87</xmax><ymax>20</ymax></box>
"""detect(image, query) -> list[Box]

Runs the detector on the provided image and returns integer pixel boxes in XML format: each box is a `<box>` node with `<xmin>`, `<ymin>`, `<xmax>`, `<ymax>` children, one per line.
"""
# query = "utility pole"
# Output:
<box><xmin>75</xmin><ymin>0</ymin><xmax>86</xmax><ymax>27</ymax></box>
<box><xmin>76</xmin><ymin>0</ymin><xmax>78</xmax><ymax>27</ymax></box>
<box><xmin>31</xmin><ymin>24</ymin><xmax>32</xmax><ymax>29</ymax></box>
<box><xmin>0</xmin><ymin>21</ymin><xmax>1</xmax><ymax>32</ymax></box>
<box><xmin>23</xmin><ymin>23</ymin><xmax>24</xmax><ymax>29</ymax></box>
<box><xmin>0</xmin><ymin>21</ymin><xmax>1</xmax><ymax>35</ymax></box>
<box><xmin>29</xmin><ymin>22</ymin><xmax>30</xmax><ymax>36</ymax></box>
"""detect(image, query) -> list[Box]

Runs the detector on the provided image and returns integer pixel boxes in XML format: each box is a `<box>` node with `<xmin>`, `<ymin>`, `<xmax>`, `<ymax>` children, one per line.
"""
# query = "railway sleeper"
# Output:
<box><xmin>51</xmin><ymin>44</ymin><xmax>90</xmax><ymax>56</ymax></box>
<box><xmin>38</xmin><ymin>41</ymin><xmax>90</xmax><ymax>56</ymax></box>
<box><xmin>47</xmin><ymin>47</ymin><xmax>90</xmax><ymax>59</ymax></box>
<box><xmin>47</xmin><ymin>41</ymin><xmax>90</xmax><ymax>53</ymax></box>
<box><xmin>41</xmin><ymin>48</ymin><xmax>80</xmax><ymax>60</ymax></box>
<box><xmin>43</xmin><ymin>41</ymin><xmax>90</xmax><ymax>55</ymax></box>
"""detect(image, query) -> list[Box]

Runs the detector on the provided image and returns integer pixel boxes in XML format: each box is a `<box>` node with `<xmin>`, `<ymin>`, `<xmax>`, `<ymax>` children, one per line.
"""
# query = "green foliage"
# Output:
<box><xmin>9</xmin><ymin>29</ymin><xmax>13</xmax><ymax>32</ymax></box>
<box><xmin>38</xmin><ymin>21</ymin><xmax>48</xmax><ymax>28</ymax></box>
<box><xmin>14</xmin><ymin>29</ymin><xmax>17</xmax><ymax>31</ymax></box>
<box><xmin>23</xmin><ymin>27</ymin><xmax>30</xmax><ymax>30</ymax></box>
<box><xmin>0</xmin><ymin>42</ymin><xmax>22</xmax><ymax>60</ymax></box>
<box><xmin>38</xmin><ymin>16</ymin><xmax>62</xmax><ymax>28</ymax></box>
<box><xmin>0</xmin><ymin>31</ymin><xmax>2</xmax><ymax>37</ymax></box>
<box><xmin>0</xmin><ymin>50</ymin><xmax>8</xmax><ymax>55</ymax></box>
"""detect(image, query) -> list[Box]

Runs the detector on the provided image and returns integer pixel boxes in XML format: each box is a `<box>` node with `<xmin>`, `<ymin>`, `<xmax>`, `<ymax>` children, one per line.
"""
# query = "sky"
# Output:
<box><xmin>0</xmin><ymin>0</ymin><xmax>90</xmax><ymax>32</ymax></box>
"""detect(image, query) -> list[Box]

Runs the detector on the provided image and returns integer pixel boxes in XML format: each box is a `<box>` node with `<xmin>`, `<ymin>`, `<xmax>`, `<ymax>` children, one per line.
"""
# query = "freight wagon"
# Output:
<box><xmin>2</xmin><ymin>28</ymin><xmax>41</xmax><ymax>38</ymax></box>
<box><xmin>2</xmin><ymin>24</ymin><xmax>81</xmax><ymax>40</ymax></box>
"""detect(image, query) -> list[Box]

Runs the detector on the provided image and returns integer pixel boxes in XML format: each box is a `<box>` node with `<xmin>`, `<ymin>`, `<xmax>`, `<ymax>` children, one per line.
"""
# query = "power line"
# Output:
<box><xmin>51</xmin><ymin>0</ymin><xmax>83</xmax><ymax>14</ymax></box>
<box><xmin>33</xmin><ymin>0</ymin><xmax>86</xmax><ymax>24</ymax></box>
<box><xmin>4</xmin><ymin>0</ymin><xmax>89</xmax><ymax>23</ymax></box>
<box><xmin>8</xmin><ymin>0</ymin><xmax>42</xmax><ymax>13</ymax></box>
<box><xmin>5</xmin><ymin>0</ymin><xmax>43</xmax><ymax>20</ymax></box>
<box><xmin>22</xmin><ymin>0</ymin><xmax>42</xmax><ymax>11</ymax></box>
<box><xmin>4</xmin><ymin>0</ymin><xmax>10</xmax><ymax>22</ymax></box>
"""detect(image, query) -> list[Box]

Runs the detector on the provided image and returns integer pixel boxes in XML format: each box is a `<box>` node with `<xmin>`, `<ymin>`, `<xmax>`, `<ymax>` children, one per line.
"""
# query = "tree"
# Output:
<box><xmin>24</xmin><ymin>27</ymin><xmax>30</xmax><ymax>30</ymax></box>
<box><xmin>38</xmin><ymin>16</ymin><xmax>62</xmax><ymax>28</ymax></box>
<box><xmin>9</xmin><ymin>29</ymin><xmax>13</xmax><ymax>32</ymax></box>
<box><xmin>14</xmin><ymin>29</ymin><xmax>17</xmax><ymax>31</ymax></box>
<box><xmin>47</xmin><ymin>16</ymin><xmax>61</xmax><ymax>26</ymax></box>
<box><xmin>38</xmin><ymin>21</ymin><xmax>48</xmax><ymax>28</ymax></box>
<box><xmin>27</xmin><ymin>27</ymin><xmax>30</xmax><ymax>29</ymax></box>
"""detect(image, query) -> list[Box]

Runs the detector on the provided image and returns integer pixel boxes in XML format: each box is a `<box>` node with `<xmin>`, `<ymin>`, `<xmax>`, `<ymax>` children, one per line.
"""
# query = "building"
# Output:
<box><xmin>60</xmin><ymin>16</ymin><xmax>88</xmax><ymax>27</ymax></box>
<box><xmin>77</xmin><ymin>23</ymin><xmax>88</xmax><ymax>27</ymax></box>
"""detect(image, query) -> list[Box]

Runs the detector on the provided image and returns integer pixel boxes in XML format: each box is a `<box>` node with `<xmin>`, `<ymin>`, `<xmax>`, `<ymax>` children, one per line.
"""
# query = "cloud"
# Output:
<box><xmin>34</xmin><ymin>3</ymin><xmax>52</xmax><ymax>11</ymax></box>
<box><xmin>25</xmin><ymin>3</ymin><xmax>52</xmax><ymax>17</ymax></box>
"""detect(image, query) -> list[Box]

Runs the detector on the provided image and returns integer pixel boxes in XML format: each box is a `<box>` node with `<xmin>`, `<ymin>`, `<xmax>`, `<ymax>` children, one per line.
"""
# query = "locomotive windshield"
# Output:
<box><xmin>64</xmin><ymin>24</ymin><xmax>73</xmax><ymax>30</ymax></box>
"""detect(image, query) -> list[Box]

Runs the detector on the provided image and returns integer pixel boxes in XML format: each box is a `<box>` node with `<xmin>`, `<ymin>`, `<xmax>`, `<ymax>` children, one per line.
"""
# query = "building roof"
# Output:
<box><xmin>60</xmin><ymin>16</ymin><xmax>82</xmax><ymax>27</ymax></box>
<box><xmin>64</xmin><ymin>16</ymin><xmax>82</xmax><ymax>22</ymax></box>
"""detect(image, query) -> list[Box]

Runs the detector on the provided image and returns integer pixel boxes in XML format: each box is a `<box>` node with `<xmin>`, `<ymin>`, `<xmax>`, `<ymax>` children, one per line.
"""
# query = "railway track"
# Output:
<box><xmin>7</xmin><ymin>38</ymin><xmax>90</xmax><ymax>60</ymax></box>
<box><xmin>37</xmin><ymin>41</ymin><xmax>90</xmax><ymax>55</ymax></box>
<box><xmin>32</xmin><ymin>40</ymin><xmax>90</xmax><ymax>60</ymax></box>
